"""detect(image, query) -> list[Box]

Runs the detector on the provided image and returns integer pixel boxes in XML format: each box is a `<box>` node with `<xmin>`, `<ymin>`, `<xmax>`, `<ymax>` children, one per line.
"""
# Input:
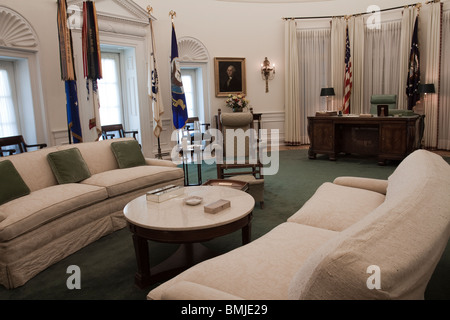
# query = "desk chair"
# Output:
<box><xmin>370</xmin><ymin>94</ymin><xmax>399</xmax><ymax>115</ymax></box>
<box><xmin>101</xmin><ymin>124</ymin><xmax>138</xmax><ymax>140</ymax></box>
<box><xmin>0</xmin><ymin>135</ymin><xmax>47</xmax><ymax>157</ymax></box>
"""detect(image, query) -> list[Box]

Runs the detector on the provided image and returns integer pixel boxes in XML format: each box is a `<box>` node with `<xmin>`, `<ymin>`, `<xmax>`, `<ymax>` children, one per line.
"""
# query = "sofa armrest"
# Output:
<box><xmin>145</xmin><ymin>158</ymin><xmax>177</xmax><ymax>167</ymax></box>
<box><xmin>160</xmin><ymin>281</ymin><xmax>243</xmax><ymax>300</ymax></box>
<box><xmin>333</xmin><ymin>176</ymin><xmax>388</xmax><ymax>195</ymax></box>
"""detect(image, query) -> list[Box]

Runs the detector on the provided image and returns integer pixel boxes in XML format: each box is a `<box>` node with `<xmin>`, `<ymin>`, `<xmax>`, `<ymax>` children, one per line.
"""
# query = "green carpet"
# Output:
<box><xmin>1</xmin><ymin>149</ymin><xmax>449</xmax><ymax>300</ymax></box>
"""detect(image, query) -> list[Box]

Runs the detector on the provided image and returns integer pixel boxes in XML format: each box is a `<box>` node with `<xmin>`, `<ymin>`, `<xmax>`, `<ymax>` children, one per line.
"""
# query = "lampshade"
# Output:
<box><xmin>320</xmin><ymin>87</ymin><xmax>335</xmax><ymax>96</ymax></box>
<box><xmin>418</xmin><ymin>83</ymin><xmax>435</xmax><ymax>94</ymax></box>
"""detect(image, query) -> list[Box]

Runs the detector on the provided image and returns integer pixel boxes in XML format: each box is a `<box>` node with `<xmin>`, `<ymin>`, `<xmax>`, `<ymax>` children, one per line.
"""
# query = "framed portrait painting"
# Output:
<box><xmin>214</xmin><ymin>57</ymin><xmax>246</xmax><ymax>97</ymax></box>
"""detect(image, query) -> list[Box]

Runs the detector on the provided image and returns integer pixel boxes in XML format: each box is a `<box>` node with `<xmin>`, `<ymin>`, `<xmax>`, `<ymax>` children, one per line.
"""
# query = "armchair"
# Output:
<box><xmin>0</xmin><ymin>135</ymin><xmax>47</xmax><ymax>157</ymax></box>
<box><xmin>101</xmin><ymin>124</ymin><xmax>138</xmax><ymax>140</ymax></box>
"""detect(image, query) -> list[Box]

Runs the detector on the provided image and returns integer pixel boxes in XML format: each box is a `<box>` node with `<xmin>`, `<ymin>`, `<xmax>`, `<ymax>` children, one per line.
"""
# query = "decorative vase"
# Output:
<box><xmin>232</xmin><ymin>107</ymin><xmax>243</xmax><ymax>112</ymax></box>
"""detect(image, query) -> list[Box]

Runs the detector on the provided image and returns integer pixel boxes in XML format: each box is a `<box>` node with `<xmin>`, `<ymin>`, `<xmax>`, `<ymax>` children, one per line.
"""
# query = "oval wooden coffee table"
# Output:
<box><xmin>123</xmin><ymin>186</ymin><xmax>255</xmax><ymax>288</ymax></box>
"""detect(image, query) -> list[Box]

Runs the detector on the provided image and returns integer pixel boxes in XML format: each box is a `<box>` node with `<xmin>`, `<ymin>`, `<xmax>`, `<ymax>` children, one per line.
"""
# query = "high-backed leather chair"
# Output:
<box><xmin>370</xmin><ymin>94</ymin><xmax>398</xmax><ymax>115</ymax></box>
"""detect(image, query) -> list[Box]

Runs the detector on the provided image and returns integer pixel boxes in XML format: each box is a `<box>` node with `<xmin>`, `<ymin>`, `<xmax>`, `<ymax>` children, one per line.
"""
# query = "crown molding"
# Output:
<box><xmin>0</xmin><ymin>6</ymin><xmax>38</xmax><ymax>50</ymax></box>
<box><xmin>178</xmin><ymin>36</ymin><xmax>210</xmax><ymax>62</ymax></box>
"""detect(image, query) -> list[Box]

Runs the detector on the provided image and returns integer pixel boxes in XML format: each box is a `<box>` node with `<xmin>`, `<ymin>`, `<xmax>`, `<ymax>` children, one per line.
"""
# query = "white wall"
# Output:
<box><xmin>0</xmin><ymin>0</ymin><xmax>425</xmax><ymax>152</ymax></box>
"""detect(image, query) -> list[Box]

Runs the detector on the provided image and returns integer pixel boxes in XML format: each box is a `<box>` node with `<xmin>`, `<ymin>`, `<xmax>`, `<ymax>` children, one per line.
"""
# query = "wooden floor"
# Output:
<box><xmin>278</xmin><ymin>144</ymin><xmax>450</xmax><ymax>157</ymax></box>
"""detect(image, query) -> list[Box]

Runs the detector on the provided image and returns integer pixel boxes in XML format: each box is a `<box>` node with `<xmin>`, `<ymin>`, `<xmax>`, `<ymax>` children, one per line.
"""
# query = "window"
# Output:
<box><xmin>181</xmin><ymin>69</ymin><xmax>196</xmax><ymax>117</ymax></box>
<box><xmin>0</xmin><ymin>60</ymin><xmax>19</xmax><ymax>137</ymax></box>
<box><xmin>96</xmin><ymin>46</ymin><xmax>141</xmax><ymax>142</ymax></box>
<box><xmin>98</xmin><ymin>52</ymin><xmax>123</xmax><ymax>126</ymax></box>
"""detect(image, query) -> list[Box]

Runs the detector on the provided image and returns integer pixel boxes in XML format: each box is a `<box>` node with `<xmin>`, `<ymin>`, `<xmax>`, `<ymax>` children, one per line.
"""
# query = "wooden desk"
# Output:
<box><xmin>307</xmin><ymin>115</ymin><xmax>421</xmax><ymax>165</ymax></box>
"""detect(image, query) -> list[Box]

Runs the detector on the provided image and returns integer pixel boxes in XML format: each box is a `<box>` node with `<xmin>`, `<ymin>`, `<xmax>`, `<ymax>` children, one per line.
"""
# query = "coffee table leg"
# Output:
<box><xmin>242</xmin><ymin>214</ymin><xmax>252</xmax><ymax>245</ymax></box>
<box><xmin>132</xmin><ymin>234</ymin><xmax>151</xmax><ymax>289</ymax></box>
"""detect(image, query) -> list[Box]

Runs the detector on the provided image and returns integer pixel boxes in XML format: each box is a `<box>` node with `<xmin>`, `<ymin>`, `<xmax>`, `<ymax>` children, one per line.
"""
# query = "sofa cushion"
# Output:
<box><xmin>288</xmin><ymin>150</ymin><xmax>450</xmax><ymax>300</ymax></box>
<box><xmin>0</xmin><ymin>160</ymin><xmax>30</xmax><ymax>206</ymax></box>
<box><xmin>0</xmin><ymin>147</ymin><xmax>59</xmax><ymax>192</ymax></box>
<box><xmin>287</xmin><ymin>182</ymin><xmax>385</xmax><ymax>232</ymax></box>
<box><xmin>56</xmin><ymin>138</ymin><xmax>128</xmax><ymax>175</ymax></box>
<box><xmin>111</xmin><ymin>140</ymin><xmax>146</xmax><ymax>169</ymax></box>
<box><xmin>148</xmin><ymin>222</ymin><xmax>338</xmax><ymax>300</ymax></box>
<box><xmin>47</xmin><ymin>148</ymin><xmax>91</xmax><ymax>184</ymax></box>
<box><xmin>0</xmin><ymin>183</ymin><xmax>108</xmax><ymax>241</ymax></box>
<box><xmin>82</xmin><ymin>165</ymin><xmax>184</xmax><ymax>198</ymax></box>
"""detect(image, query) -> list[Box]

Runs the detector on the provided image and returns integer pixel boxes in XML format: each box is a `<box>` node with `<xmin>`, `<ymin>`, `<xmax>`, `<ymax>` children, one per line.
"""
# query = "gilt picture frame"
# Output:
<box><xmin>214</xmin><ymin>57</ymin><xmax>246</xmax><ymax>97</ymax></box>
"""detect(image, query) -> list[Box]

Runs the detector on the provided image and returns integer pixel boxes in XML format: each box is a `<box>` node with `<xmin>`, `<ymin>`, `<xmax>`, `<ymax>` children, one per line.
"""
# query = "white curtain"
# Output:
<box><xmin>398</xmin><ymin>6</ymin><xmax>418</xmax><ymax>110</ymax></box>
<box><xmin>363</xmin><ymin>21</ymin><xmax>401</xmax><ymax>113</ymax></box>
<box><xmin>284</xmin><ymin>19</ymin><xmax>301</xmax><ymax>145</ymax></box>
<box><xmin>0</xmin><ymin>63</ymin><xmax>19</xmax><ymax>137</ymax></box>
<box><xmin>296</xmin><ymin>27</ymin><xmax>331</xmax><ymax>144</ymax></box>
<box><xmin>331</xmin><ymin>17</ymin><xmax>346</xmax><ymax>111</ymax></box>
<box><xmin>438</xmin><ymin>10</ymin><xmax>450</xmax><ymax>150</ymax></box>
<box><xmin>348</xmin><ymin>16</ymin><xmax>364</xmax><ymax>114</ymax></box>
<box><xmin>423</xmin><ymin>2</ymin><xmax>441</xmax><ymax>149</ymax></box>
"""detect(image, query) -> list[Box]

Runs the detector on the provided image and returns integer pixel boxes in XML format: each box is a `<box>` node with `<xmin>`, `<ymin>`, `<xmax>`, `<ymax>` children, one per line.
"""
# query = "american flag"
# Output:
<box><xmin>343</xmin><ymin>25</ymin><xmax>352</xmax><ymax>114</ymax></box>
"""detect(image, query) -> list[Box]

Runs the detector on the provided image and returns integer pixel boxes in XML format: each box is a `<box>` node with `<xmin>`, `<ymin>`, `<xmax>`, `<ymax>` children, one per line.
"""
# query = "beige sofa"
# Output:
<box><xmin>0</xmin><ymin>138</ymin><xmax>184</xmax><ymax>289</ymax></box>
<box><xmin>148</xmin><ymin>149</ymin><xmax>450</xmax><ymax>300</ymax></box>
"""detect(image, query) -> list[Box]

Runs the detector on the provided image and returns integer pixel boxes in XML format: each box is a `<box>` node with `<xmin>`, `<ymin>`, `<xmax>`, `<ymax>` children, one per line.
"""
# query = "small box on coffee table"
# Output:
<box><xmin>204</xmin><ymin>199</ymin><xmax>231</xmax><ymax>214</ymax></box>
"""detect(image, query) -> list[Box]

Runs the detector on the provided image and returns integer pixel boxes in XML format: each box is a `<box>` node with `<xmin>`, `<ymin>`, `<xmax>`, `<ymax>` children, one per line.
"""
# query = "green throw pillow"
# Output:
<box><xmin>47</xmin><ymin>148</ymin><xmax>91</xmax><ymax>184</ymax></box>
<box><xmin>0</xmin><ymin>160</ymin><xmax>31</xmax><ymax>206</ymax></box>
<box><xmin>111</xmin><ymin>140</ymin><xmax>146</xmax><ymax>169</ymax></box>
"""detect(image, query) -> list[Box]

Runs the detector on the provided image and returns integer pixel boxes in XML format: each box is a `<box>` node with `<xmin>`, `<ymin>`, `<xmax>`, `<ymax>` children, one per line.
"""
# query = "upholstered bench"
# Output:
<box><xmin>227</xmin><ymin>175</ymin><xmax>264</xmax><ymax>209</ymax></box>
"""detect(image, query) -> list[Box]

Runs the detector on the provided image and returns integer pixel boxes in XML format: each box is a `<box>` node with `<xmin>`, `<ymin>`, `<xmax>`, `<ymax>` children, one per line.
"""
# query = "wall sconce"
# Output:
<box><xmin>261</xmin><ymin>57</ymin><xmax>275</xmax><ymax>93</ymax></box>
<box><xmin>320</xmin><ymin>87</ymin><xmax>335</xmax><ymax>111</ymax></box>
<box><xmin>418</xmin><ymin>83</ymin><xmax>435</xmax><ymax>97</ymax></box>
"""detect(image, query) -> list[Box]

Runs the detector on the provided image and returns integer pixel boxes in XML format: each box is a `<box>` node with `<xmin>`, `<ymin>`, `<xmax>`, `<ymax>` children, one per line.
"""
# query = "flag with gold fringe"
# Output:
<box><xmin>149</xmin><ymin>18</ymin><xmax>164</xmax><ymax>138</ymax></box>
<box><xmin>57</xmin><ymin>0</ymin><xmax>82</xmax><ymax>143</ymax></box>
<box><xmin>170</xmin><ymin>17</ymin><xmax>188</xmax><ymax>129</ymax></box>
<box><xmin>82</xmin><ymin>0</ymin><xmax>102</xmax><ymax>140</ymax></box>
<box><xmin>406</xmin><ymin>17</ymin><xmax>420</xmax><ymax>110</ymax></box>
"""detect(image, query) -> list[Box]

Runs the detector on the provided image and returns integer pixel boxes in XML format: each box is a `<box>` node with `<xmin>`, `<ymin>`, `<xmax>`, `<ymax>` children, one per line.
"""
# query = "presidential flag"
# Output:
<box><xmin>82</xmin><ymin>0</ymin><xmax>102</xmax><ymax>140</ymax></box>
<box><xmin>57</xmin><ymin>0</ymin><xmax>82</xmax><ymax>143</ymax></box>
<box><xmin>170</xmin><ymin>22</ymin><xmax>188</xmax><ymax>129</ymax></box>
<box><xmin>406</xmin><ymin>18</ymin><xmax>420</xmax><ymax>110</ymax></box>
<box><xmin>64</xmin><ymin>81</ymin><xmax>83</xmax><ymax>143</ymax></box>
<box><xmin>149</xmin><ymin>19</ymin><xmax>164</xmax><ymax>138</ymax></box>
<box><xmin>343</xmin><ymin>24</ymin><xmax>352</xmax><ymax>114</ymax></box>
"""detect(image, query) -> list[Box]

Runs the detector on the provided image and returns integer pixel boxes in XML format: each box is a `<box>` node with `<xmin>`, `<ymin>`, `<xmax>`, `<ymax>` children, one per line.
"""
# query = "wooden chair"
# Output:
<box><xmin>216</xmin><ymin>108</ymin><xmax>263</xmax><ymax>180</ymax></box>
<box><xmin>101</xmin><ymin>124</ymin><xmax>138</xmax><ymax>140</ymax></box>
<box><xmin>0</xmin><ymin>135</ymin><xmax>47</xmax><ymax>157</ymax></box>
<box><xmin>185</xmin><ymin>117</ymin><xmax>212</xmax><ymax>145</ymax></box>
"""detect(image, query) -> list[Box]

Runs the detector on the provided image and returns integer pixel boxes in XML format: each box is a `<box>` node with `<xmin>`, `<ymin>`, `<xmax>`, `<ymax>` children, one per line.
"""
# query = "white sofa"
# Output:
<box><xmin>148</xmin><ymin>149</ymin><xmax>450</xmax><ymax>300</ymax></box>
<box><xmin>0</xmin><ymin>138</ymin><xmax>184</xmax><ymax>289</ymax></box>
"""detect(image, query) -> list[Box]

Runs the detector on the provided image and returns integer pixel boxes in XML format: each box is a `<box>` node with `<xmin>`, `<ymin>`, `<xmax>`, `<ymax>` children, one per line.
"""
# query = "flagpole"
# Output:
<box><xmin>169</xmin><ymin>10</ymin><xmax>176</xmax><ymax>22</ymax></box>
<box><xmin>148</xmin><ymin>6</ymin><xmax>167</xmax><ymax>159</ymax></box>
